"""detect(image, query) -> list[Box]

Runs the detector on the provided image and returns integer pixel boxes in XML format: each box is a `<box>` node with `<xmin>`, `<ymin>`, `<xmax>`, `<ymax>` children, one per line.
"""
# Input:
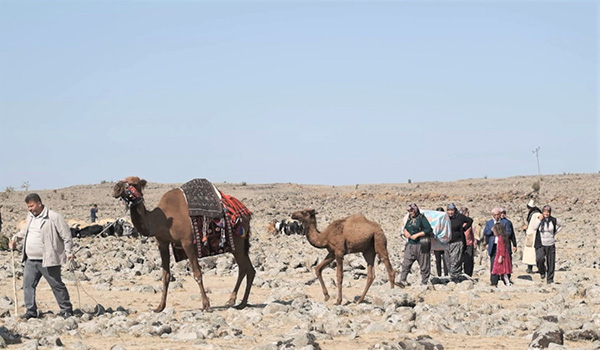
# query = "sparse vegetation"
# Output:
<box><xmin>408</xmin><ymin>179</ymin><xmax>412</xmax><ymax>184</ymax></box>
<box><xmin>241</xmin><ymin>181</ymin><xmax>247</xmax><ymax>186</ymax></box>
<box><xmin>2</xmin><ymin>186</ymin><xmax>14</xmax><ymax>199</ymax></box>
<box><xmin>532</xmin><ymin>180</ymin><xmax>541</xmax><ymax>193</ymax></box>
<box><xmin>21</xmin><ymin>181</ymin><xmax>30</xmax><ymax>192</ymax></box>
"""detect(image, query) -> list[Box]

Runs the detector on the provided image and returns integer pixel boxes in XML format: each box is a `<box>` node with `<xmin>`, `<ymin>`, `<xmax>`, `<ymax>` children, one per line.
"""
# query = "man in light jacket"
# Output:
<box><xmin>9</xmin><ymin>193</ymin><xmax>74</xmax><ymax>319</ymax></box>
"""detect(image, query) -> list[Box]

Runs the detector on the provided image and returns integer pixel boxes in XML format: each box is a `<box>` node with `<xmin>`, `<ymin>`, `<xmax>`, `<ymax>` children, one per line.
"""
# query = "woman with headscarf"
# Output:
<box><xmin>461</xmin><ymin>207</ymin><xmax>476</xmax><ymax>277</ymax></box>
<box><xmin>397</xmin><ymin>203</ymin><xmax>433</xmax><ymax>287</ymax></box>
<box><xmin>522</xmin><ymin>199</ymin><xmax>542</xmax><ymax>273</ymax></box>
<box><xmin>535</xmin><ymin>205</ymin><xmax>563</xmax><ymax>284</ymax></box>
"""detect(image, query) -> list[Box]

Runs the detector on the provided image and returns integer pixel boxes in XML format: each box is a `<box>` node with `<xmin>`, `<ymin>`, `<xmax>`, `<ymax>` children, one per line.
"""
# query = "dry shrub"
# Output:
<box><xmin>532</xmin><ymin>180</ymin><xmax>541</xmax><ymax>192</ymax></box>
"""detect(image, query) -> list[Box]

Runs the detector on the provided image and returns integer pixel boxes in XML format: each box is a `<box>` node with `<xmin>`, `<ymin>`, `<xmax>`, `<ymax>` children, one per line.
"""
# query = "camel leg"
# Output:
<box><xmin>224</xmin><ymin>259</ymin><xmax>242</xmax><ymax>308</ymax></box>
<box><xmin>225</xmin><ymin>236</ymin><xmax>245</xmax><ymax>308</ymax></box>
<box><xmin>358</xmin><ymin>249</ymin><xmax>376</xmax><ymax>304</ymax></box>
<box><xmin>315</xmin><ymin>252</ymin><xmax>335</xmax><ymax>302</ymax></box>
<box><xmin>181</xmin><ymin>241</ymin><xmax>210</xmax><ymax>311</ymax></box>
<box><xmin>226</xmin><ymin>236</ymin><xmax>256</xmax><ymax>309</ymax></box>
<box><xmin>375</xmin><ymin>234</ymin><xmax>396</xmax><ymax>288</ymax></box>
<box><xmin>377</xmin><ymin>251</ymin><xmax>396</xmax><ymax>289</ymax></box>
<box><xmin>155</xmin><ymin>242</ymin><xmax>171</xmax><ymax>313</ymax></box>
<box><xmin>335</xmin><ymin>256</ymin><xmax>344</xmax><ymax>305</ymax></box>
<box><xmin>232</xmin><ymin>247</ymin><xmax>256</xmax><ymax>309</ymax></box>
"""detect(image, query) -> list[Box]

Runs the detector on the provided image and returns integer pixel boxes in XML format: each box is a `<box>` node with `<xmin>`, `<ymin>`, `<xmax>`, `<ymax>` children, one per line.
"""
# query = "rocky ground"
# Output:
<box><xmin>0</xmin><ymin>173</ymin><xmax>599</xmax><ymax>350</ymax></box>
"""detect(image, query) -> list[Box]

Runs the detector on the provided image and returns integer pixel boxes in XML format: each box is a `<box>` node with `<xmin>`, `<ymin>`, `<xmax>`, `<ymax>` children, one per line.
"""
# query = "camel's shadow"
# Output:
<box><xmin>516</xmin><ymin>274</ymin><xmax>533</xmax><ymax>281</ymax></box>
<box><xmin>430</xmin><ymin>276</ymin><xmax>479</xmax><ymax>285</ymax></box>
<box><xmin>179</xmin><ymin>303</ymin><xmax>268</xmax><ymax>313</ymax></box>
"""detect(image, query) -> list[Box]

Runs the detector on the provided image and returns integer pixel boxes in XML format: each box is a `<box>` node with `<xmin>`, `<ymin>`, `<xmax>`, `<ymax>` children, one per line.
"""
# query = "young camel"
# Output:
<box><xmin>291</xmin><ymin>209</ymin><xmax>395</xmax><ymax>305</ymax></box>
<box><xmin>112</xmin><ymin>176</ymin><xmax>255</xmax><ymax>312</ymax></box>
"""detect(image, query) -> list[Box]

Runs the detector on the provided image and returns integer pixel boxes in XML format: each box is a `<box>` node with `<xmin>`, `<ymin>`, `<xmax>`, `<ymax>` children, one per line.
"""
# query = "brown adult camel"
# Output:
<box><xmin>291</xmin><ymin>209</ymin><xmax>396</xmax><ymax>305</ymax></box>
<box><xmin>112</xmin><ymin>176</ymin><xmax>255</xmax><ymax>312</ymax></box>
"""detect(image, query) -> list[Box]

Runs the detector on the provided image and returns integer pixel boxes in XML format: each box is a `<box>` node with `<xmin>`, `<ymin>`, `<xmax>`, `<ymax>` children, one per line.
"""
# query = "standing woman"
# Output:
<box><xmin>522</xmin><ymin>199</ymin><xmax>542</xmax><ymax>273</ymax></box>
<box><xmin>432</xmin><ymin>207</ymin><xmax>449</xmax><ymax>277</ymax></box>
<box><xmin>461</xmin><ymin>207</ymin><xmax>475</xmax><ymax>277</ymax></box>
<box><xmin>397</xmin><ymin>203</ymin><xmax>433</xmax><ymax>287</ymax></box>
<box><xmin>535</xmin><ymin>205</ymin><xmax>563</xmax><ymax>284</ymax></box>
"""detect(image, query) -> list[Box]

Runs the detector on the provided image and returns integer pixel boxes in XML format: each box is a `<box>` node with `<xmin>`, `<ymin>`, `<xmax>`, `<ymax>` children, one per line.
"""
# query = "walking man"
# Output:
<box><xmin>90</xmin><ymin>204</ymin><xmax>98</xmax><ymax>223</ymax></box>
<box><xmin>9</xmin><ymin>193</ymin><xmax>74</xmax><ymax>319</ymax></box>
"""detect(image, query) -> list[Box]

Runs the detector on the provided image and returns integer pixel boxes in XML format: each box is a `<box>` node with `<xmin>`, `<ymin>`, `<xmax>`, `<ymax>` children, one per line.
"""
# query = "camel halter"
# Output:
<box><xmin>121</xmin><ymin>183</ymin><xmax>144</xmax><ymax>207</ymax></box>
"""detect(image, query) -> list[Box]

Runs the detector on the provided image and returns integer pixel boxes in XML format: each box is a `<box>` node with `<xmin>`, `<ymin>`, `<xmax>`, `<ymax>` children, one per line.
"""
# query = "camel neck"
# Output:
<box><xmin>130</xmin><ymin>202</ymin><xmax>152</xmax><ymax>237</ymax></box>
<box><xmin>305</xmin><ymin>219</ymin><xmax>328</xmax><ymax>249</ymax></box>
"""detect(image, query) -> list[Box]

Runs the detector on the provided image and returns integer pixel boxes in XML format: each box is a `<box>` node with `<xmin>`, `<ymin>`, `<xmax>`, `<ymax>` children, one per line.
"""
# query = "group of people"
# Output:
<box><xmin>6</xmin><ymin>191</ymin><xmax>562</xmax><ymax>320</ymax></box>
<box><xmin>396</xmin><ymin>203</ymin><xmax>474</xmax><ymax>287</ymax></box>
<box><xmin>397</xmin><ymin>200</ymin><xmax>562</xmax><ymax>287</ymax></box>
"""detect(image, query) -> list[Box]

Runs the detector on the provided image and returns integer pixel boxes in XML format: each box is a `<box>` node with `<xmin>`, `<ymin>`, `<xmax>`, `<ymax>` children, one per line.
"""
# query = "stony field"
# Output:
<box><xmin>0</xmin><ymin>173</ymin><xmax>599</xmax><ymax>349</ymax></box>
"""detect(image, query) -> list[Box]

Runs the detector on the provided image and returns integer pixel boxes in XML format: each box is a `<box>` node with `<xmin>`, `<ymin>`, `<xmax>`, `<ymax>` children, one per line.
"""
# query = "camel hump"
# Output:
<box><xmin>345</xmin><ymin>214</ymin><xmax>380</xmax><ymax>227</ymax></box>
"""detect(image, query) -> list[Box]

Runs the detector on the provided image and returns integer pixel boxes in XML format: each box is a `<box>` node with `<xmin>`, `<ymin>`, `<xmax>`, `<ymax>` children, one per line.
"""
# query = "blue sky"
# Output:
<box><xmin>0</xmin><ymin>1</ymin><xmax>598</xmax><ymax>190</ymax></box>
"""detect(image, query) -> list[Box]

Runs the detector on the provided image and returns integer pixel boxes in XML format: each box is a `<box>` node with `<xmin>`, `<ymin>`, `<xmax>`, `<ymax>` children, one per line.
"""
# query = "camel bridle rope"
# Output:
<box><xmin>69</xmin><ymin>258</ymin><xmax>101</xmax><ymax>310</ymax></box>
<box><xmin>120</xmin><ymin>183</ymin><xmax>144</xmax><ymax>208</ymax></box>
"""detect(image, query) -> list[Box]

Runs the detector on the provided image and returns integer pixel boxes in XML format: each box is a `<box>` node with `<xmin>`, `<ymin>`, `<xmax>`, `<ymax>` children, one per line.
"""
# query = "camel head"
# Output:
<box><xmin>112</xmin><ymin>176</ymin><xmax>147</xmax><ymax>207</ymax></box>
<box><xmin>291</xmin><ymin>209</ymin><xmax>317</xmax><ymax>223</ymax></box>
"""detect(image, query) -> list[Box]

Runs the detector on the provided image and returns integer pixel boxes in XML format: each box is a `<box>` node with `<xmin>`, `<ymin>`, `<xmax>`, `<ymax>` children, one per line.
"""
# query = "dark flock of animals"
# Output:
<box><xmin>69</xmin><ymin>218</ymin><xmax>138</xmax><ymax>239</ymax></box>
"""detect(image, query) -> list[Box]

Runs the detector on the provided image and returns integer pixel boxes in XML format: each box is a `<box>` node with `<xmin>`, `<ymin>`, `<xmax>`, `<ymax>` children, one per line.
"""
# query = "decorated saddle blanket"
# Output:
<box><xmin>192</xmin><ymin>216</ymin><xmax>236</xmax><ymax>258</ymax></box>
<box><xmin>180</xmin><ymin>178</ymin><xmax>252</xmax><ymax>259</ymax></box>
<box><xmin>181</xmin><ymin>178</ymin><xmax>223</xmax><ymax>218</ymax></box>
<box><xmin>219</xmin><ymin>190</ymin><xmax>253</xmax><ymax>229</ymax></box>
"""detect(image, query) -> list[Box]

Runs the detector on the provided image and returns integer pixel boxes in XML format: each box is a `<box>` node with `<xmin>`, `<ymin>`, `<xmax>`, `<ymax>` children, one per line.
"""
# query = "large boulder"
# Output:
<box><xmin>530</xmin><ymin>322</ymin><xmax>564</xmax><ymax>348</ymax></box>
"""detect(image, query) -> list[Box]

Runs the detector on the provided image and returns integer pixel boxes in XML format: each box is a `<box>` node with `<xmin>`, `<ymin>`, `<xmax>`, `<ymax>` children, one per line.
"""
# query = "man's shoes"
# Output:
<box><xmin>19</xmin><ymin>312</ymin><xmax>37</xmax><ymax>320</ymax></box>
<box><xmin>58</xmin><ymin>310</ymin><xmax>74</xmax><ymax>319</ymax></box>
<box><xmin>395</xmin><ymin>281</ymin><xmax>406</xmax><ymax>288</ymax></box>
<box><xmin>540</xmin><ymin>273</ymin><xmax>546</xmax><ymax>280</ymax></box>
<box><xmin>526</xmin><ymin>267</ymin><xmax>533</xmax><ymax>274</ymax></box>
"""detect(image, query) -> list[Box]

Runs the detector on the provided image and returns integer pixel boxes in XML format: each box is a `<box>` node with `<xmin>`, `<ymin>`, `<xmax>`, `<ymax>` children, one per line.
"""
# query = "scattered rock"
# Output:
<box><xmin>530</xmin><ymin>323</ymin><xmax>564</xmax><ymax>348</ymax></box>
